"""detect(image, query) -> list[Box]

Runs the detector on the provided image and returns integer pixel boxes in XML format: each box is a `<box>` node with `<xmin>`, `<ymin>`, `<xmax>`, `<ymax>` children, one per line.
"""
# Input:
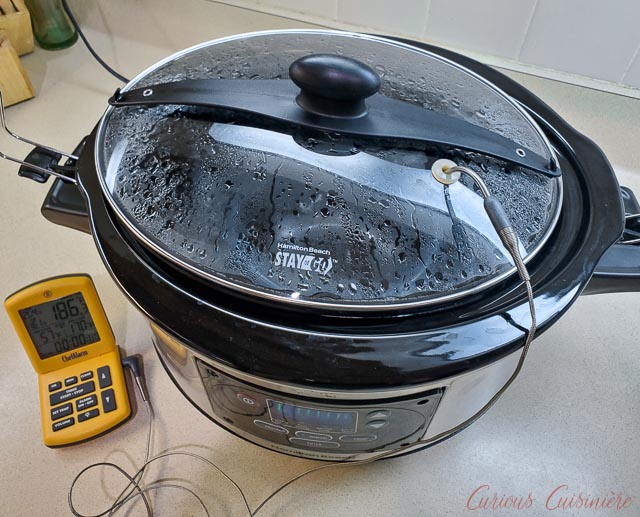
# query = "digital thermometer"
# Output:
<box><xmin>4</xmin><ymin>274</ymin><xmax>131</xmax><ymax>447</ymax></box>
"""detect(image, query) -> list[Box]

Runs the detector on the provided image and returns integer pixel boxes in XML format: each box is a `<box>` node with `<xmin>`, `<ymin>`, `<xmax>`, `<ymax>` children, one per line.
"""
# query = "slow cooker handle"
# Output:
<box><xmin>585</xmin><ymin>186</ymin><xmax>640</xmax><ymax>294</ymax></box>
<box><xmin>37</xmin><ymin>138</ymin><xmax>91</xmax><ymax>234</ymax></box>
<box><xmin>40</xmin><ymin>175</ymin><xmax>91</xmax><ymax>234</ymax></box>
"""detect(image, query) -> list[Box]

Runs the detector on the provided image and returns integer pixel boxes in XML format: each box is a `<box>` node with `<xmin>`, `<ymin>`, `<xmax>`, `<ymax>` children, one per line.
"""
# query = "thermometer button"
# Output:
<box><xmin>97</xmin><ymin>366</ymin><xmax>112</xmax><ymax>388</ymax></box>
<box><xmin>101</xmin><ymin>388</ymin><xmax>117</xmax><ymax>413</ymax></box>
<box><xmin>48</xmin><ymin>381</ymin><xmax>62</xmax><ymax>392</ymax></box>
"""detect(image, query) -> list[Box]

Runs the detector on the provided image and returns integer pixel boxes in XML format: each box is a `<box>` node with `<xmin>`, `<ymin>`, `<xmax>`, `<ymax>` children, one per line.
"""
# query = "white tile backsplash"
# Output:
<box><xmin>425</xmin><ymin>0</ymin><xmax>537</xmax><ymax>60</ymax></box>
<box><xmin>519</xmin><ymin>0</ymin><xmax>640</xmax><ymax>83</ymax></box>
<box><xmin>260</xmin><ymin>0</ymin><xmax>337</xmax><ymax>19</ymax></box>
<box><xmin>212</xmin><ymin>0</ymin><xmax>640</xmax><ymax>91</ymax></box>
<box><xmin>337</xmin><ymin>0</ymin><xmax>429</xmax><ymax>37</ymax></box>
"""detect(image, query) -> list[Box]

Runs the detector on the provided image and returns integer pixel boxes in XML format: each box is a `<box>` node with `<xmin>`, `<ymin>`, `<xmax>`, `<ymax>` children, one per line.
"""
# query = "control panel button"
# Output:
<box><xmin>80</xmin><ymin>371</ymin><xmax>94</xmax><ymax>381</ymax></box>
<box><xmin>254</xmin><ymin>420</ymin><xmax>288</xmax><ymax>434</ymax></box>
<box><xmin>64</xmin><ymin>376</ymin><xmax>78</xmax><ymax>387</ymax></box>
<box><xmin>339</xmin><ymin>434</ymin><xmax>377</xmax><ymax>443</ymax></box>
<box><xmin>366</xmin><ymin>420</ymin><xmax>388</xmax><ymax>429</ymax></box>
<box><xmin>49</xmin><ymin>381</ymin><xmax>95</xmax><ymax>406</ymax></box>
<box><xmin>295</xmin><ymin>431</ymin><xmax>333</xmax><ymax>441</ymax></box>
<box><xmin>78</xmin><ymin>409</ymin><xmax>100</xmax><ymax>422</ymax></box>
<box><xmin>97</xmin><ymin>366</ymin><xmax>112</xmax><ymax>389</ymax></box>
<box><xmin>50</xmin><ymin>403</ymin><xmax>73</xmax><ymax>421</ymax></box>
<box><xmin>76</xmin><ymin>395</ymin><xmax>98</xmax><ymax>411</ymax></box>
<box><xmin>237</xmin><ymin>393</ymin><xmax>256</xmax><ymax>405</ymax></box>
<box><xmin>367</xmin><ymin>410</ymin><xmax>390</xmax><ymax>419</ymax></box>
<box><xmin>52</xmin><ymin>417</ymin><xmax>74</xmax><ymax>432</ymax></box>
<box><xmin>101</xmin><ymin>389</ymin><xmax>116</xmax><ymax>413</ymax></box>
<box><xmin>48</xmin><ymin>381</ymin><xmax>62</xmax><ymax>392</ymax></box>
<box><xmin>289</xmin><ymin>438</ymin><xmax>340</xmax><ymax>449</ymax></box>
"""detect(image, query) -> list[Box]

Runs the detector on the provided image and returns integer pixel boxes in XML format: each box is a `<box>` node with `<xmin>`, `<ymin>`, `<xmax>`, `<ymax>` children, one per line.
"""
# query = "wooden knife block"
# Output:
<box><xmin>0</xmin><ymin>0</ymin><xmax>35</xmax><ymax>106</ymax></box>
<box><xmin>0</xmin><ymin>31</ymin><xmax>34</xmax><ymax>106</ymax></box>
<box><xmin>0</xmin><ymin>0</ymin><xmax>33</xmax><ymax>56</ymax></box>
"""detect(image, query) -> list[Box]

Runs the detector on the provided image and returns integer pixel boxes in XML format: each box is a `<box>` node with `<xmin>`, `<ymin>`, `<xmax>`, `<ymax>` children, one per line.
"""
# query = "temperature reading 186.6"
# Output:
<box><xmin>18</xmin><ymin>292</ymin><xmax>101</xmax><ymax>359</ymax></box>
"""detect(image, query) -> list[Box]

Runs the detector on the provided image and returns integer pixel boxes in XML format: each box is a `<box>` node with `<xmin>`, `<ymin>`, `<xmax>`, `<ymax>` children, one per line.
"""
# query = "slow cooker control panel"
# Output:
<box><xmin>196</xmin><ymin>359</ymin><xmax>443</xmax><ymax>455</ymax></box>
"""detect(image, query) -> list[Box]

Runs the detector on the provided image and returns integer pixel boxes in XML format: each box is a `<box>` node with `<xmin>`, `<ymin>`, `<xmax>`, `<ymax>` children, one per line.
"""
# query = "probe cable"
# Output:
<box><xmin>68</xmin><ymin>360</ymin><xmax>252</xmax><ymax>517</ymax></box>
<box><xmin>67</xmin><ymin>162</ymin><xmax>537</xmax><ymax>516</ymax></box>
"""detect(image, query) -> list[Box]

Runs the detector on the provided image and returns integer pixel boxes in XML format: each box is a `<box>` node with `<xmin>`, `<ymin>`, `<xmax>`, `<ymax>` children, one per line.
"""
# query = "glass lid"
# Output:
<box><xmin>96</xmin><ymin>30</ymin><xmax>562</xmax><ymax>310</ymax></box>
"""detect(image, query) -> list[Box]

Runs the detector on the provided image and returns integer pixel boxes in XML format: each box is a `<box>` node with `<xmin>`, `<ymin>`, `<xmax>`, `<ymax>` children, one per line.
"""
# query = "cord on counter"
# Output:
<box><xmin>60</xmin><ymin>0</ymin><xmax>129</xmax><ymax>83</ymax></box>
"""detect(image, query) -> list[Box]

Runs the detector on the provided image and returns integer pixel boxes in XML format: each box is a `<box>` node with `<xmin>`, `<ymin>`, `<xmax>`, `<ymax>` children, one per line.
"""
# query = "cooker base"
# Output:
<box><xmin>151</xmin><ymin>323</ymin><xmax>525</xmax><ymax>461</ymax></box>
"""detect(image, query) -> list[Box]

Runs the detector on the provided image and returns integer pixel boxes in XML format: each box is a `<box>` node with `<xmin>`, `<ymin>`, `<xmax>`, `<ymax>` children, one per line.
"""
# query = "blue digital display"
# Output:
<box><xmin>267</xmin><ymin>400</ymin><xmax>357</xmax><ymax>433</ymax></box>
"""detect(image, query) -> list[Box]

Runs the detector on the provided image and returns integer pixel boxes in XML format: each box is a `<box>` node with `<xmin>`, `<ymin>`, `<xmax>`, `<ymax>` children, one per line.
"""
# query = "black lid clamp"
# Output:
<box><xmin>107</xmin><ymin>54</ymin><xmax>560</xmax><ymax>177</ymax></box>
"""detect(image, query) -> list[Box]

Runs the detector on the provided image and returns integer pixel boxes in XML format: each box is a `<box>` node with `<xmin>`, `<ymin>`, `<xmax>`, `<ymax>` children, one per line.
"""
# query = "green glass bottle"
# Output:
<box><xmin>24</xmin><ymin>0</ymin><xmax>78</xmax><ymax>50</ymax></box>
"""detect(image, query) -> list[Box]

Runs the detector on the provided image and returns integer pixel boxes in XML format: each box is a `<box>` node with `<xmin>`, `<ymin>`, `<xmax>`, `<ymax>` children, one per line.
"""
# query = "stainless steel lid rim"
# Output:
<box><xmin>99</xmin><ymin>174</ymin><xmax>563</xmax><ymax>313</ymax></box>
<box><xmin>94</xmin><ymin>29</ymin><xmax>563</xmax><ymax>311</ymax></box>
<box><xmin>84</xmin><ymin>36</ymin><xmax>621</xmax><ymax>320</ymax></box>
<box><xmin>97</xmin><ymin>157</ymin><xmax>571</xmax><ymax>328</ymax></box>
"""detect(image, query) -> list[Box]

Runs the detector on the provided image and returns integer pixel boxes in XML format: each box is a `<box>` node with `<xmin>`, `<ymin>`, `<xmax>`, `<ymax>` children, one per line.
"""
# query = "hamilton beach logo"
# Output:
<box><xmin>274</xmin><ymin>242</ymin><xmax>334</xmax><ymax>274</ymax></box>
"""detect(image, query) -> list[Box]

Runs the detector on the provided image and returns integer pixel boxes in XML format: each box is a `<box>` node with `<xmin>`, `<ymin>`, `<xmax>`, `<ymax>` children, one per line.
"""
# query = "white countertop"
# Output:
<box><xmin>0</xmin><ymin>1</ymin><xmax>638</xmax><ymax>515</ymax></box>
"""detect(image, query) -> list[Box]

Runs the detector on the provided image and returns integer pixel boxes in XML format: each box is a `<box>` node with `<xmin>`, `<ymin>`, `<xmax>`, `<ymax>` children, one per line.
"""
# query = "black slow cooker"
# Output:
<box><xmin>6</xmin><ymin>30</ymin><xmax>640</xmax><ymax>461</ymax></box>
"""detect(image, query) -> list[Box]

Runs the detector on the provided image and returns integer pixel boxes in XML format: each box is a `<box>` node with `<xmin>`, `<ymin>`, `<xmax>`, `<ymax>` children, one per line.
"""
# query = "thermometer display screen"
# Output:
<box><xmin>18</xmin><ymin>292</ymin><xmax>100</xmax><ymax>359</ymax></box>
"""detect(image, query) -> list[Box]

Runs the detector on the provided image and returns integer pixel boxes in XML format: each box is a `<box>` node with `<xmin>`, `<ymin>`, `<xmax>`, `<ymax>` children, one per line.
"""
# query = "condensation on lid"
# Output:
<box><xmin>95</xmin><ymin>30</ymin><xmax>562</xmax><ymax>309</ymax></box>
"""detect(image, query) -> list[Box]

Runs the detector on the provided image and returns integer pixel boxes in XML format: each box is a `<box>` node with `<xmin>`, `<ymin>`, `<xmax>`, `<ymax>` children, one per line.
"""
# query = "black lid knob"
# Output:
<box><xmin>289</xmin><ymin>54</ymin><xmax>381</xmax><ymax>119</ymax></box>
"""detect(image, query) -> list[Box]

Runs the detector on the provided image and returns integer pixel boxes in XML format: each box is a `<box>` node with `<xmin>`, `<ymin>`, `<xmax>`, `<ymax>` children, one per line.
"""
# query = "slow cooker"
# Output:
<box><xmin>3</xmin><ymin>30</ymin><xmax>640</xmax><ymax>461</ymax></box>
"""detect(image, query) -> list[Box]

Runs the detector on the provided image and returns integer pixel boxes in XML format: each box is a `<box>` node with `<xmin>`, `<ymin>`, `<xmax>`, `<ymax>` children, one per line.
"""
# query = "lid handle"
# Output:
<box><xmin>289</xmin><ymin>54</ymin><xmax>381</xmax><ymax>118</ymax></box>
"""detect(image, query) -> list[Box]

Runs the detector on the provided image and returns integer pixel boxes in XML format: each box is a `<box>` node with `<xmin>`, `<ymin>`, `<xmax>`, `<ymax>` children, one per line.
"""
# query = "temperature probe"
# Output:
<box><xmin>4</xmin><ymin>274</ymin><xmax>131</xmax><ymax>447</ymax></box>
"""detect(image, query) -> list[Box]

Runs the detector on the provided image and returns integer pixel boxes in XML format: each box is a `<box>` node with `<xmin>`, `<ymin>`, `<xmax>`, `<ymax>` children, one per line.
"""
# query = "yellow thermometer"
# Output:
<box><xmin>4</xmin><ymin>274</ymin><xmax>131</xmax><ymax>447</ymax></box>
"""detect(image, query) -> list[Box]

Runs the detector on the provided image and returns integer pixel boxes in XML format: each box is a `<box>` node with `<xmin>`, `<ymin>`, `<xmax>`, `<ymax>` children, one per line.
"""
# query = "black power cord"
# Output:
<box><xmin>60</xmin><ymin>0</ymin><xmax>129</xmax><ymax>83</ymax></box>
